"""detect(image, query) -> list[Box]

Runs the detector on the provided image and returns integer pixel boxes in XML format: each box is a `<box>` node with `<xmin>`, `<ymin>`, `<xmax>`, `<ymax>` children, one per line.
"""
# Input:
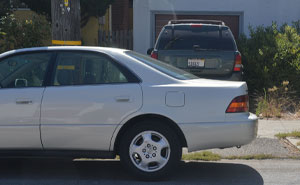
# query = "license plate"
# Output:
<box><xmin>188</xmin><ymin>59</ymin><xmax>205</xmax><ymax>68</ymax></box>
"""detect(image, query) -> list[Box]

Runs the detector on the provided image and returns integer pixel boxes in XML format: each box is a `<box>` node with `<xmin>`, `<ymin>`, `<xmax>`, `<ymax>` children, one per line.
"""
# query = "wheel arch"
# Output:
<box><xmin>113</xmin><ymin>114</ymin><xmax>187</xmax><ymax>154</ymax></box>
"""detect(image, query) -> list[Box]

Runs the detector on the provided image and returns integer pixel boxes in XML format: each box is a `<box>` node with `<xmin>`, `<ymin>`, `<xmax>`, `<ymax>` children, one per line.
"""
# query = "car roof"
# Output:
<box><xmin>168</xmin><ymin>19</ymin><xmax>225</xmax><ymax>26</ymax></box>
<box><xmin>0</xmin><ymin>46</ymin><xmax>128</xmax><ymax>59</ymax></box>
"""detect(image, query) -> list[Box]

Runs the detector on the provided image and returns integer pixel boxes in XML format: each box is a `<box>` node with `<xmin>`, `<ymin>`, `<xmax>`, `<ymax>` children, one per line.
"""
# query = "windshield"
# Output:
<box><xmin>125</xmin><ymin>51</ymin><xmax>199</xmax><ymax>80</ymax></box>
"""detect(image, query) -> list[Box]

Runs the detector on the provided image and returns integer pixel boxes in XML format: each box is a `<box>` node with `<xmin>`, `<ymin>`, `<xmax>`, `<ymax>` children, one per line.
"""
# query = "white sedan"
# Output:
<box><xmin>0</xmin><ymin>47</ymin><xmax>257</xmax><ymax>180</ymax></box>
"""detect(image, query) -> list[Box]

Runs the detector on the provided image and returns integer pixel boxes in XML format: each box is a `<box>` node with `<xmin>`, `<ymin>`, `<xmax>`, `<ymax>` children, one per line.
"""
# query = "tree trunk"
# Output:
<box><xmin>51</xmin><ymin>0</ymin><xmax>81</xmax><ymax>45</ymax></box>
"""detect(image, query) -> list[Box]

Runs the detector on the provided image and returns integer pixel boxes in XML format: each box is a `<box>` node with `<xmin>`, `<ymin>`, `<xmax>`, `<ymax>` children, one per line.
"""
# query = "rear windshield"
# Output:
<box><xmin>157</xmin><ymin>25</ymin><xmax>236</xmax><ymax>51</ymax></box>
<box><xmin>125</xmin><ymin>51</ymin><xmax>199</xmax><ymax>80</ymax></box>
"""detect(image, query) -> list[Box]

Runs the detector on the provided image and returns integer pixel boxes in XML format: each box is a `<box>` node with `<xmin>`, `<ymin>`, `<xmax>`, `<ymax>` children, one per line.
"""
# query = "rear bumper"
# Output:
<box><xmin>194</xmin><ymin>71</ymin><xmax>243</xmax><ymax>81</ymax></box>
<box><xmin>179</xmin><ymin>113</ymin><xmax>258</xmax><ymax>152</ymax></box>
<box><xmin>200</xmin><ymin>72</ymin><xmax>242</xmax><ymax>81</ymax></box>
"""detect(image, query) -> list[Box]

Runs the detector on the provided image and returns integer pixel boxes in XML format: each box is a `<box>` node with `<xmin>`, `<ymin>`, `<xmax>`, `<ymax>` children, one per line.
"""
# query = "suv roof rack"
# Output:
<box><xmin>168</xmin><ymin>19</ymin><xmax>225</xmax><ymax>26</ymax></box>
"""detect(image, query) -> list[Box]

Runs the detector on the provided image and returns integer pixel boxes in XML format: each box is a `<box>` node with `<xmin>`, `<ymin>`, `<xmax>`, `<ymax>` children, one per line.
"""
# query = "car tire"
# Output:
<box><xmin>119</xmin><ymin>120</ymin><xmax>182</xmax><ymax>181</ymax></box>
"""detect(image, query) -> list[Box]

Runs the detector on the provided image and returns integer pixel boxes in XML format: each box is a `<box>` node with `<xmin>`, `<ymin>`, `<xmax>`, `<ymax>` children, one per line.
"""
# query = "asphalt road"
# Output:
<box><xmin>0</xmin><ymin>158</ymin><xmax>299</xmax><ymax>185</ymax></box>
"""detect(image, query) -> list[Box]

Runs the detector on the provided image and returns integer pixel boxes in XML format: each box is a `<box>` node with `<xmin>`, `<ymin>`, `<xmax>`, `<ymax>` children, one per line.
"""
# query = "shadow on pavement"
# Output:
<box><xmin>0</xmin><ymin>159</ymin><xmax>264</xmax><ymax>185</ymax></box>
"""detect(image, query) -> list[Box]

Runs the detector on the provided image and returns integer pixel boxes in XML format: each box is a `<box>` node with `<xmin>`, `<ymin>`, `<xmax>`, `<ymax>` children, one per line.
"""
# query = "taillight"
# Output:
<box><xmin>151</xmin><ymin>51</ymin><xmax>158</xmax><ymax>59</ymax></box>
<box><xmin>226</xmin><ymin>95</ymin><xmax>249</xmax><ymax>113</ymax></box>
<box><xmin>234</xmin><ymin>53</ymin><xmax>242</xmax><ymax>72</ymax></box>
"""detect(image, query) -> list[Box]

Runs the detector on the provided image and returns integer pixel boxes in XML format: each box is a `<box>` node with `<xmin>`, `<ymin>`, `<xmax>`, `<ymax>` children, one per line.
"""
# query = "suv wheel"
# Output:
<box><xmin>119</xmin><ymin>121</ymin><xmax>182</xmax><ymax>180</ymax></box>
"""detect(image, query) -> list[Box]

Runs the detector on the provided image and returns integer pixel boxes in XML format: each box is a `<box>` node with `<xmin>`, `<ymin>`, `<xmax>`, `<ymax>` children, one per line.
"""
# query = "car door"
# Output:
<box><xmin>41</xmin><ymin>51</ymin><xmax>142</xmax><ymax>151</ymax></box>
<box><xmin>0</xmin><ymin>52</ymin><xmax>53</xmax><ymax>149</ymax></box>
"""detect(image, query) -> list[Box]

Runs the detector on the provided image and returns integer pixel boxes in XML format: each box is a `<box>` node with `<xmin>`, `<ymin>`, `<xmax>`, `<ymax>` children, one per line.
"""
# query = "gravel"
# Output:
<box><xmin>208</xmin><ymin>138</ymin><xmax>299</xmax><ymax>158</ymax></box>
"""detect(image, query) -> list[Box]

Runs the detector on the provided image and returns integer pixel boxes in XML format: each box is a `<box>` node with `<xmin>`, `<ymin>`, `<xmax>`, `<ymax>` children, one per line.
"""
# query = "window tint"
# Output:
<box><xmin>0</xmin><ymin>52</ymin><xmax>52</xmax><ymax>88</ymax></box>
<box><xmin>157</xmin><ymin>25</ymin><xmax>235</xmax><ymax>51</ymax></box>
<box><xmin>53</xmin><ymin>52</ymin><xmax>128</xmax><ymax>86</ymax></box>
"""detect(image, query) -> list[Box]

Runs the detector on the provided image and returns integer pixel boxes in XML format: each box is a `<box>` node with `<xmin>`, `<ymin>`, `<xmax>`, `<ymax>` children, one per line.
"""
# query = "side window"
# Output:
<box><xmin>53</xmin><ymin>52</ymin><xmax>129</xmax><ymax>86</ymax></box>
<box><xmin>0</xmin><ymin>52</ymin><xmax>52</xmax><ymax>88</ymax></box>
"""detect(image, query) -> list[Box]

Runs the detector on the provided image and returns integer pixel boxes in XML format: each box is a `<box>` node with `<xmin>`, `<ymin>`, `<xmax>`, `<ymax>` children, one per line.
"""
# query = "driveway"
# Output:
<box><xmin>0</xmin><ymin>158</ymin><xmax>299</xmax><ymax>185</ymax></box>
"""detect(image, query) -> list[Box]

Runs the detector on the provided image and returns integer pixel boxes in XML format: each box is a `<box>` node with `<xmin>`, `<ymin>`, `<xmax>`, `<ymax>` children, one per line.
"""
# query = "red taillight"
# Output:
<box><xmin>151</xmin><ymin>51</ymin><xmax>158</xmax><ymax>59</ymax></box>
<box><xmin>234</xmin><ymin>53</ymin><xmax>242</xmax><ymax>72</ymax></box>
<box><xmin>191</xmin><ymin>24</ymin><xmax>203</xmax><ymax>28</ymax></box>
<box><xmin>226</xmin><ymin>95</ymin><xmax>249</xmax><ymax>113</ymax></box>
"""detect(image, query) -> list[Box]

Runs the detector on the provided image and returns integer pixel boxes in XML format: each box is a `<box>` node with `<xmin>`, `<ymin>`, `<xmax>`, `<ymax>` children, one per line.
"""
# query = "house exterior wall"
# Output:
<box><xmin>133</xmin><ymin>0</ymin><xmax>300</xmax><ymax>54</ymax></box>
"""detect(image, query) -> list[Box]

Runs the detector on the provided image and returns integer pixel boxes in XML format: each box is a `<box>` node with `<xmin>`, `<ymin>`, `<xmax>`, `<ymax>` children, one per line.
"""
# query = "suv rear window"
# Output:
<box><xmin>157</xmin><ymin>25</ymin><xmax>236</xmax><ymax>51</ymax></box>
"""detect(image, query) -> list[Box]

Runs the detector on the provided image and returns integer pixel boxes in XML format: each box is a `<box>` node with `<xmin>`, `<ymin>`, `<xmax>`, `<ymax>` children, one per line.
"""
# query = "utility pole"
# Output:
<box><xmin>51</xmin><ymin>0</ymin><xmax>81</xmax><ymax>46</ymax></box>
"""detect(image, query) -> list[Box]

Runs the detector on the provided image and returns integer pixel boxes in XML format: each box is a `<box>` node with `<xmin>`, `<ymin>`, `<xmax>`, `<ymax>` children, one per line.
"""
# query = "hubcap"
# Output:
<box><xmin>129</xmin><ymin>131</ymin><xmax>170</xmax><ymax>172</ymax></box>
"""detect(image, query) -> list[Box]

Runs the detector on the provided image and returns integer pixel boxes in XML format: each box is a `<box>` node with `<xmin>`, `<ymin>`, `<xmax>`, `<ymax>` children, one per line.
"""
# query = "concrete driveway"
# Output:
<box><xmin>0</xmin><ymin>158</ymin><xmax>300</xmax><ymax>185</ymax></box>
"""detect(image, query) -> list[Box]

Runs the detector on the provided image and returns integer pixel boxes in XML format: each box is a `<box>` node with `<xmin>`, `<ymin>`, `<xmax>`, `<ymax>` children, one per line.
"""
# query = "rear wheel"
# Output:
<box><xmin>119</xmin><ymin>121</ymin><xmax>182</xmax><ymax>180</ymax></box>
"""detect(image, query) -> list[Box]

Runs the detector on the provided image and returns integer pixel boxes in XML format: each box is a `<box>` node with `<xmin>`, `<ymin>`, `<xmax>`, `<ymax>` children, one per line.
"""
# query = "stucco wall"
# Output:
<box><xmin>133</xmin><ymin>0</ymin><xmax>300</xmax><ymax>54</ymax></box>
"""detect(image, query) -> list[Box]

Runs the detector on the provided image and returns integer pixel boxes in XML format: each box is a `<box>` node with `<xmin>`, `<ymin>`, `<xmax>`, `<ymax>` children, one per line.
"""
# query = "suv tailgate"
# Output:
<box><xmin>158</xmin><ymin>50</ymin><xmax>235</xmax><ymax>77</ymax></box>
<box><xmin>156</xmin><ymin>24</ymin><xmax>237</xmax><ymax>77</ymax></box>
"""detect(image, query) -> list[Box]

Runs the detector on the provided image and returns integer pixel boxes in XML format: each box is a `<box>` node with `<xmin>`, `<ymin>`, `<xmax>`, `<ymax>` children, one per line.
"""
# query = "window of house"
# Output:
<box><xmin>53</xmin><ymin>52</ymin><xmax>129</xmax><ymax>86</ymax></box>
<box><xmin>0</xmin><ymin>52</ymin><xmax>52</xmax><ymax>88</ymax></box>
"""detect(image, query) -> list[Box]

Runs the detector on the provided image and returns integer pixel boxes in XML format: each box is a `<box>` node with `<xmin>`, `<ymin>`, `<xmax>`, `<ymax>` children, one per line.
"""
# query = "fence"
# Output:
<box><xmin>98</xmin><ymin>30</ymin><xmax>133</xmax><ymax>50</ymax></box>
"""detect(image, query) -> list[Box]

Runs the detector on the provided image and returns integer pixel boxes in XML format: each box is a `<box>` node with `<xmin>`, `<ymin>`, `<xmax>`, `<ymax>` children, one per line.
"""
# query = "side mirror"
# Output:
<box><xmin>147</xmin><ymin>48</ymin><xmax>154</xmax><ymax>55</ymax></box>
<box><xmin>15</xmin><ymin>79</ymin><xmax>28</xmax><ymax>88</ymax></box>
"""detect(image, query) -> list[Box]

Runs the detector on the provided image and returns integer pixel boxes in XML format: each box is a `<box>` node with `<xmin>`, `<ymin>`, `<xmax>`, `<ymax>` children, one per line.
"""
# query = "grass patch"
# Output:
<box><xmin>182</xmin><ymin>151</ymin><xmax>221</xmax><ymax>161</ymax></box>
<box><xmin>297</xmin><ymin>142</ymin><xmax>300</xmax><ymax>146</ymax></box>
<box><xmin>224</xmin><ymin>154</ymin><xmax>276</xmax><ymax>160</ymax></box>
<box><xmin>275</xmin><ymin>131</ymin><xmax>300</xmax><ymax>139</ymax></box>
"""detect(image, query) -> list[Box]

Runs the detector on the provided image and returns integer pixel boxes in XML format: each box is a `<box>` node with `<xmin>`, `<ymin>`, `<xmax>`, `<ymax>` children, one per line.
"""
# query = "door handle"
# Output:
<box><xmin>114</xmin><ymin>96</ymin><xmax>131</xmax><ymax>102</ymax></box>
<box><xmin>16</xmin><ymin>99</ymin><xmax>33</xmax><ymax>105</ymax></box>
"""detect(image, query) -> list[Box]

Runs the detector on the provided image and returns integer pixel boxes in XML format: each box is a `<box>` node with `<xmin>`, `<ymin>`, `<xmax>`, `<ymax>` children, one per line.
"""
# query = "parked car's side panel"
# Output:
<box><xmin>0</xmin><ymin>88</ymin><xmax>44</xmax><ymax>149</ymax></box>
<box><xmin>40</xmin><ymin>51</ymin><xmax>143</xmax><ymax>150</ymax></box>
<box><xmin>41</xmin><ymin>84</ymin><xmax>142</xmax><ymax>150</ymax></box>
<box><xmin>0</xmin><ymin>52</ymin><xmax>53</xmax><ymax>149</ymax></box>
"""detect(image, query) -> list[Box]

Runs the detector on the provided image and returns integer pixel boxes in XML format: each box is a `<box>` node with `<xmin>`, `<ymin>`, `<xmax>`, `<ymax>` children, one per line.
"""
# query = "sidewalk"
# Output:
<box><xmin>257</xmin><ymin>120</ymin><xmax>300</xmax><ymax>139</ymax></box>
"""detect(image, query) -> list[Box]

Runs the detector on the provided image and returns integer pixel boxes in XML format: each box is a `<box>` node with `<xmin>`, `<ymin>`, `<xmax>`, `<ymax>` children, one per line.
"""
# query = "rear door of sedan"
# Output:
<box><xmin>0</xmin><ymin>51</ymin><xmax>53</xmax><ymax>149</ymax></box>
<box><xmin>41</xmin><ymin>50</ymin><xmax>142</xmax><ymax>151</ymax></box>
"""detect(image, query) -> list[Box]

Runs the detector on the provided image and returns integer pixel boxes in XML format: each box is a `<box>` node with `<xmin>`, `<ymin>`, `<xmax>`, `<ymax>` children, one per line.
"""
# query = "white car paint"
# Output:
<box><xmin>0</xmin><ymin>88</ymin><xmax>43</xmax><ymax>149</ymax></box>
<box><xmin>0</xmin><ymin>46</ymin><xmax>257</xmax><ymax>153</ymax></box>
<box><xmin>41</xmin><ymin>84</ymin><xmax>142</xmax><ymax>150</ymax></box>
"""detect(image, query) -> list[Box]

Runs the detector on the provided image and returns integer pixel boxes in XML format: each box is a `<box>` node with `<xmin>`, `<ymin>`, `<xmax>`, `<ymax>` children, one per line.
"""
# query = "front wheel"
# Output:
<box><xmin>119</xmin><ymin>121</ymin><xmax>182</xmax><ymax>181</ymax></box>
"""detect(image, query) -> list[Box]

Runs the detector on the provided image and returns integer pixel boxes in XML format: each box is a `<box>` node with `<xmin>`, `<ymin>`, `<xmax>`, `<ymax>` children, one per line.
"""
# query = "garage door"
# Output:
<box><xmin>155</xmin><ymin>14</ymin><xmax>240</xmax><ymax>41</ymax></box>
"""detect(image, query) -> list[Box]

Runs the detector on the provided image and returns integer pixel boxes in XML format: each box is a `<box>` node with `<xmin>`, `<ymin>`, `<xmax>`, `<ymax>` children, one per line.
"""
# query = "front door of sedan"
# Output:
<box><xmin>0</xmin><ymin>52</ymin><xmax>53</xmax><ymax>149</ymax></box>
<box><xmin>41</xmin><ymin>51</ymin><xmax>142</xmax><ymax>151</ymax></box>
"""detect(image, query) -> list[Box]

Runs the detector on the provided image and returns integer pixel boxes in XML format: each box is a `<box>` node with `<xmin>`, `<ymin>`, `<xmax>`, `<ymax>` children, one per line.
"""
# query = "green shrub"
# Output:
<box><xmin>237</xmin><ymin>21</ymin><xmax>300</xmax><ymax>96</ymax></box>
<box><xmin>0</xmin><ymin>13</ymin><xmax>51</xmax><ymax>53</ymax></box>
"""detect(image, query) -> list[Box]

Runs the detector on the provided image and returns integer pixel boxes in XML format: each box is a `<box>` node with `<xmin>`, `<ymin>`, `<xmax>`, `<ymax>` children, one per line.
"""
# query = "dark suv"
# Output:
<box><xmin>148</xmin><ymin>20</ymin><xmax>242</xmax><ymax>81</ymax></box>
